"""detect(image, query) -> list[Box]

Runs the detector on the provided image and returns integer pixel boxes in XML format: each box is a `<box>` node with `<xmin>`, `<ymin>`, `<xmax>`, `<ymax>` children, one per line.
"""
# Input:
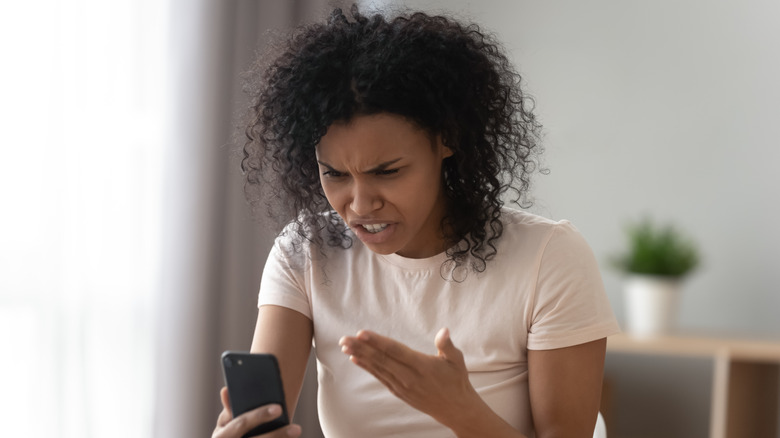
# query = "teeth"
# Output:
<box><xmin>363</xmin><ymin>223</ymin><xmax>389</xmax><ymax>233</ymax></box>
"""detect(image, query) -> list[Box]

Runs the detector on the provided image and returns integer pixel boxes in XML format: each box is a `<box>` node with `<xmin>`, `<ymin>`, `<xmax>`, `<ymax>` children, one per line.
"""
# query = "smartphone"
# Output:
<box><xmin>221</xmin><ymin>351</ymin><xmax>290</xmax><ymax>437</ymax></box>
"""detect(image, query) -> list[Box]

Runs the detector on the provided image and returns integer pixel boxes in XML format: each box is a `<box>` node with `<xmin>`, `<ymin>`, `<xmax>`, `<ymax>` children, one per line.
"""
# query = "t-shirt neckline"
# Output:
<box><xmin>378</xmin><ymin>250</ymin><xmax>450</xmax><ymax>270</ymax></box>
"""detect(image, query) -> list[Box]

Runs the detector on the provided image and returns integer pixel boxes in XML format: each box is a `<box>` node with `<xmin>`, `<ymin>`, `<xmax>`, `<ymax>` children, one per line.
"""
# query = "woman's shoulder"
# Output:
<box><xmin>497</xmin><ymin>207</ymin><xmax>588</xmax><ymax>252</ymax></box>
<box><xmin>499</xmin><ymin>207</ymin><xmax>569</xmax><ymax>230</ymax></box>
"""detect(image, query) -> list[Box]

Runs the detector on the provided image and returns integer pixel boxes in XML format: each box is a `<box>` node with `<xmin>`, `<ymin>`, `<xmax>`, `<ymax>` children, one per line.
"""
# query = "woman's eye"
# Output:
<box><xmin>375</xmin><ymin>168</ymin><xmax>399</xmax><ymax>176</ymax></box>
<box><xmin>322</xmin><ymin>170</ymin><xmax>345</xmax><ymax>178</ymax></box>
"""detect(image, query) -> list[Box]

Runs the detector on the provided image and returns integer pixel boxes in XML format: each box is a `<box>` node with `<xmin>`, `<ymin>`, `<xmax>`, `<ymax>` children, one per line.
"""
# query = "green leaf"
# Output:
<box><xmin>610</xmin><ymin>217</ymin><xmax>700</xmax><ymax>277</ymax></box>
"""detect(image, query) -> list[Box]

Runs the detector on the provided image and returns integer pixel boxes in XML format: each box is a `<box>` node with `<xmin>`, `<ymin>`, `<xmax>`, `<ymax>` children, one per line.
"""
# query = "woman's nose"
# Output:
<box><xmin>349</xmin><ymin>181</ymin><xmax>383</xmax><ymax>216</ymax></box>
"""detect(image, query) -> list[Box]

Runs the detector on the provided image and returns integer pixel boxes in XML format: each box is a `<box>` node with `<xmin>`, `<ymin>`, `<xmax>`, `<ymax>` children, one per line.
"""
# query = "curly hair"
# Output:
<box><xmin>242</xmin><ymin>5</ymin><xmax>543</xmax><ymax>273</ymax></box>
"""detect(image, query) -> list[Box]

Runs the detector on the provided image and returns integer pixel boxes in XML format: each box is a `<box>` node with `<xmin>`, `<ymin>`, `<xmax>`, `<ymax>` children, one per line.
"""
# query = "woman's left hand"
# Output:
<box><xmin>338</xmin><ymin>328</ymin><xmax>484</xmax><ymax>427</ymax></box>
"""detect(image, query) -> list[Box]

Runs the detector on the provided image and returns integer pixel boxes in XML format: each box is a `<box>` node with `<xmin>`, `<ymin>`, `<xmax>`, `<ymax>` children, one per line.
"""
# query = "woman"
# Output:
<box><xmin>214</xmin><ymin>5</ymin><xmax>619</xmax><ymax>438</ymax></box>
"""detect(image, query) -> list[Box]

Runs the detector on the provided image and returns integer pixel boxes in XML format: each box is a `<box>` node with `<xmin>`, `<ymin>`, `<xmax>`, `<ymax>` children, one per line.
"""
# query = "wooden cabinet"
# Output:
<box><xmin>606</xmin><ymin>333</ymin><xmax>780</xmax><ymax>438</ymax></box>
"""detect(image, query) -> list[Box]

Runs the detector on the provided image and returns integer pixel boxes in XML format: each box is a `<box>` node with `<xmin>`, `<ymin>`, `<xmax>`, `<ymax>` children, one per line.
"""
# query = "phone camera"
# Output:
<box><xmin>224</xmin><ymin>357</ymin><xmax>233</xmax><ymax>368</ymax></box>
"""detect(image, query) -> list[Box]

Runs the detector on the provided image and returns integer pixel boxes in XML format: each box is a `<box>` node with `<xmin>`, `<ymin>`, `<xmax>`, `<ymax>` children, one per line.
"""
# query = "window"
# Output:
<box><xmin>0</xmin><ymin>2</ymin><xmax>169</xmax><ymax>437</ymax></box>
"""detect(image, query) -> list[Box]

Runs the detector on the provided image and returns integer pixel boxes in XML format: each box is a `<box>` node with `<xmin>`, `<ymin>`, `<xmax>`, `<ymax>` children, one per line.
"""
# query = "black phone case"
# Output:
<box><xmin>221</xmin><ymin>352</ymin><xmax>290</xmax><ymax>437</ymax></box>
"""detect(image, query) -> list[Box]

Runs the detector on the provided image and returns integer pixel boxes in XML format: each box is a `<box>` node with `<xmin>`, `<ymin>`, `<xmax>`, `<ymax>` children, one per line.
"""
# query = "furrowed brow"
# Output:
<box><xmin>316</xmin><ymin>158</ymin><xmax>402</xmax><ymax>173</ymax></box>
<box><xmin>317</xmin><ymin>160</ymin><xmax>337</xmax><ymax>171</ymax></box>
<box><xmin>364</xmin><ymin>158</ymin><xmax>402</xmax><ymax>173</ymax></box>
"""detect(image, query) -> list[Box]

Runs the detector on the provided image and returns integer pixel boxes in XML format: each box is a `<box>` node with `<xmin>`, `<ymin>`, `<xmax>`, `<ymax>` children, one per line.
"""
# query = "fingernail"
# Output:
<box><xmin>341</xmin><ymin>345</ymin><xmax>350</xmax><ymax>354</ymax></box>
<box><xmin>268</xmin><ymin>404</ymin><xmax>281</xmax><ymax>416</ymax></box>
<box><xmin>287</xmin><ymin>424</ymin><xmax>302</xmax><ymax>436</ymax></box>
<box><xmin>358</xmin><ymin>331</ymin><xmax>370</xmax><ymax>341</ymax></box>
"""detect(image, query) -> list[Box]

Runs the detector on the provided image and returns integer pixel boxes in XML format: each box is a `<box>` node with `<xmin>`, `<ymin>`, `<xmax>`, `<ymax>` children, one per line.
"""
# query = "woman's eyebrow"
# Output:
<box><xmin>316</xmin><ymin>160</ymin><xmax>337</xmax><ymax>171</ymax></box>
<box><xmin>364</xmin><ymin>158</ymin><xmax>402</xmax><ymax>173</ymax></box>
<box><xmin>316</xmin><ymin>158</ymin><xmax>402</xmax><ymax>173</ymax></box>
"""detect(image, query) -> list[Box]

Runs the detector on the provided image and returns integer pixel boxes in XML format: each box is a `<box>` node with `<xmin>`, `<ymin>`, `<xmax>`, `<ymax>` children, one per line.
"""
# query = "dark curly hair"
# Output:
<box><xmin>242</xmin><ymin>5</ymin><xmax>543</xmax><ymax>273</ymax></box>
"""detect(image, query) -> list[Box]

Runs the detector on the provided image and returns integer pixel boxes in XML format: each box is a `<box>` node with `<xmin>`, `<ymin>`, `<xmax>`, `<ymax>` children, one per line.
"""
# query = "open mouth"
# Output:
<box><xmin>362</xmin><ymin>223</ymin><xmax>389</xmax><ymax>234</ymax></box>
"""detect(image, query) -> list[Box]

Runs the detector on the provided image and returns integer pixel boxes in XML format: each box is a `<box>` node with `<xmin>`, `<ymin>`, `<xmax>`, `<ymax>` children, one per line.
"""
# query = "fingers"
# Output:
<box><xmin>214</xmin><ymin>401</ymin><xmax>301</xmax><ymax>438</ymax></box>
<box><xmin>231</xmin><ymin>404</ymin><xmax>282</xmax><ymax>434</ymax></box>
<box><xmin>434</xmin><ymin>327</ymin><xmax>451</xmax><ymax>354</ymax></box>
<box><xmin>338</xmin><ymin>329</ymin><xmax>479</xmax><ymax>423</ymax></box>
<box><xmin>280</xmin><ymin>425</ymin><xmax>302</xmax><ymax>437</ymax></box>
<box><xmin>340</xmin><ymin>331</ymin><xmax>420</xmax><ymax>371</ymax></box>
<box><xmin>339</xmin><ymin>328</ymin><xmax>468</xmax><ymax>393</ymax></box>
<box><xmin>434</xmin><ymin>327</ymin><xmax>465</xmax><ymax>367</ymax></box>
<box><xmin>353</xmin><ymin>330</ymin><xmax>421</xmax><ymax>365</ymax></box>
<box><xmin>339</xmin><ymin>328</ymin><xmax>468</xmax><ymax>384</ymax></box>
<box><xmin>340</xmin><ymin>330</ymin><xmax>423</xmax><ymax>386</ymax></box>
<box><xmin>341</xmin><ymin>328</ymin><xmax>464</xmax><ymax>368</ymax></box>
<box><xmin>216</xmin><ymin>387</ymin><xmax>233</xmax><ymax>428</ymax></box>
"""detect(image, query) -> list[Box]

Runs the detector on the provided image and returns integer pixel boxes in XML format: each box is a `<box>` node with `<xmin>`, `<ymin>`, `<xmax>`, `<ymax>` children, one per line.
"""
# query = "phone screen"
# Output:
<box><xmin>221</xmin><ymin>352</ymin><xmax>290</xmax><ymax>437</ymax></box>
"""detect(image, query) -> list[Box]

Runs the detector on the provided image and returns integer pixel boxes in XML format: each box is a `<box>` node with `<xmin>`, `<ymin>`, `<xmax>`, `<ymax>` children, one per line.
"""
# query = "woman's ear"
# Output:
<box><xmin>432</xmin><ymin>133</ymin><xmax>454</xmax><ymax>159</ymax></box>
<box><xmin>437</xmin><ymin>136</ymin><xmax>454</xmax><ymax>158</ymax></box>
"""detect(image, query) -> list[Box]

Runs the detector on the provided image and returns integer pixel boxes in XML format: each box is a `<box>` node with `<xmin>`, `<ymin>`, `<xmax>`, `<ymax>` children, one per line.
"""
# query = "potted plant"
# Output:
<box><xmin>611</xmin><ymin>217</ymin><xmax>700</xmax><ymax>337</ymax></box>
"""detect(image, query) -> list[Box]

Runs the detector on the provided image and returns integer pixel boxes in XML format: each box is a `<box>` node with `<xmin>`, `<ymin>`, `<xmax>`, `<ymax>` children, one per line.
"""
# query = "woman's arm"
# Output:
<box><xmin>250</xmin><ymin>304</ymin><xmax>314</xmax><ymax>417</ymax></box>
<box><xmin>528</xmin><ymin>338</ymin><xmax>607</xmax><ymax>438</ymax></box>
<box><xmin>213</xmin><ymin>305</ymin><xmax>313</xmax><ymax>438</ymax></box>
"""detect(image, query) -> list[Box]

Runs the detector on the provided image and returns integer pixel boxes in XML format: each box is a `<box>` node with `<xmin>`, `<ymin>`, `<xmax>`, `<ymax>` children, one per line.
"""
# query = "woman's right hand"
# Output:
<box><xmin>213</xmin><ymin>387</ymin><xmax>302</xmax><ymax>438</ymax></box>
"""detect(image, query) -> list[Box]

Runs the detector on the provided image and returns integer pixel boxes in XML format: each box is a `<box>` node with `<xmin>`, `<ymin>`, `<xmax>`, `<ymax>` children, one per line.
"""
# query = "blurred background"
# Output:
<box><xmin>1</xmin><ymin>0</ymin><xmax>777</xmax><ymax>437</ymax></box>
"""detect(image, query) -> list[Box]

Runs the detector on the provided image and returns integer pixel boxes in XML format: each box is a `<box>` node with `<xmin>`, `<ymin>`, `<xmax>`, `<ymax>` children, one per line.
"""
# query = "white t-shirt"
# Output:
<box><xmin>258</xmin><ymin>208</ymin><xmax>620</xmax><ymax>437</ymax></box>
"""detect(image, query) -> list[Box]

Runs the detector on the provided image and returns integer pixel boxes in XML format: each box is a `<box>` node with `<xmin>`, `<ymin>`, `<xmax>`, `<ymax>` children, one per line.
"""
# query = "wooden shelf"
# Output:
<box><xmin>606</xmin><ymin>333</ymin><xmax>780</xmax><ymax>438</ymax></box>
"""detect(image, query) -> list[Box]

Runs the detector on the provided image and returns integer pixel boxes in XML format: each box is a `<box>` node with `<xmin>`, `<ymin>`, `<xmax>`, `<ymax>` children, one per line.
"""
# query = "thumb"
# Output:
<box><xmin>435</xmin><ymin>327</ymin><xmax>465</xmax><ymax>366</ymax></box>
<box><xmin>220</xmin><ymin>387</ymin><xmax>232</xmax><ymax>415</ymax></box>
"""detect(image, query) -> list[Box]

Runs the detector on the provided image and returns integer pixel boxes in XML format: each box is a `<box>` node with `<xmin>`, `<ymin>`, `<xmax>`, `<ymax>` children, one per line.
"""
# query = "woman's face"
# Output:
<box><xmin>316</xmin><ymin>113</ymin><xmax>453</xmax><ymax>258</ymax></box>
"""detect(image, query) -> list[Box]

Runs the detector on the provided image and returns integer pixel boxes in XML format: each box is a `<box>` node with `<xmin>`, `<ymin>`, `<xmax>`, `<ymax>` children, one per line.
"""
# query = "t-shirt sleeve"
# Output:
<box><xmin>526</xmin><ymin>221</ymin><xmax>621</xmax><ymax>350</ymax></box>
<box><xmin>257</xmin><ymin>237</ymin><xmax>313</xmax><ymax>320</ymax></box>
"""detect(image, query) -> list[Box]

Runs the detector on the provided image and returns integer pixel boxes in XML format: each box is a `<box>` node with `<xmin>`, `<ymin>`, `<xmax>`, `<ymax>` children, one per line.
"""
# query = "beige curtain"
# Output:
<box><xmin>153</xmin><ymin>1</ymin><xmax>346</xmax><ymax>437</ymax></box>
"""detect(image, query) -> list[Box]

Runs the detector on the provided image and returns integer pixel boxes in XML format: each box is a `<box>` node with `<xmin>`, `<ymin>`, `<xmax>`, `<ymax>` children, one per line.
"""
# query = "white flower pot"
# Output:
<box><xmin>624</xmin><ymin>275</ymin><xmax>681</xmax><ymax>337</ymax></box>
